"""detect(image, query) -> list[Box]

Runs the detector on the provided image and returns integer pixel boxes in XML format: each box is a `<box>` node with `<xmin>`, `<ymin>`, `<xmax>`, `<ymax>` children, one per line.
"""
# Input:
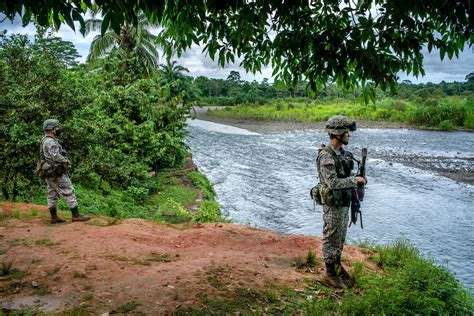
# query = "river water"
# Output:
<box><xmin>185</xmin><ymin>119</ymin><xmax>474</xmax><ymax>293</ymax></box>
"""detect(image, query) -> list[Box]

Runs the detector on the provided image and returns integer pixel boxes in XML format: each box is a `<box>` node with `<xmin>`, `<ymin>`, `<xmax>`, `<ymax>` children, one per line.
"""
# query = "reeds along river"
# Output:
<box><xmin>185</xmin><ymin>119</ymin><xmax>474</xmax><ymax>293</ymax></box>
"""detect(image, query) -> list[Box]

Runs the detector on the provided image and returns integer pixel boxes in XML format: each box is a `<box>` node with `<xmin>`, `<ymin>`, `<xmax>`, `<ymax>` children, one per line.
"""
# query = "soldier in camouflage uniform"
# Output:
<box><xmin>316</xmin><ymin>115</ymin><xmax>367</xmax><ymax>288</ymax></box>
<box><xmin>41</xmin><ymin>119</ymin><xmax>90</xmax><ymax>223</ymax></box>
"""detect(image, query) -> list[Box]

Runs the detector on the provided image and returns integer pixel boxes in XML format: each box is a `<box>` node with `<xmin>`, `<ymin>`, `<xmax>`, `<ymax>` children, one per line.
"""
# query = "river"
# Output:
<box><xmin>185</xmin><ymin>119</ymin><xmax>474</xmax><ymax>293</ymax></box>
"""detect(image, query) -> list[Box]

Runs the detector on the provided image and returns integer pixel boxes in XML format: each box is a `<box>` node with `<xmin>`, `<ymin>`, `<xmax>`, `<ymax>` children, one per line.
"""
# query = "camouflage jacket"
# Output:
<box><xmin>317</xmin><ymin>144</ymin><xmax>356</xmax><ymax>190</ymax></box>
<box><xmin>41</xmin><ymin>136</ymin><xmax>68</xmax><ymax>163</ymax></box>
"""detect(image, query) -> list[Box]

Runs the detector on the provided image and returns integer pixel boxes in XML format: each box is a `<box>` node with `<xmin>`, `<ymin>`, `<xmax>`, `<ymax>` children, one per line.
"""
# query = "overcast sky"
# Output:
<box><xmin>1</xmin><ymin>15</ymin><xmax>473</xmax><ymax>83</ymax></box>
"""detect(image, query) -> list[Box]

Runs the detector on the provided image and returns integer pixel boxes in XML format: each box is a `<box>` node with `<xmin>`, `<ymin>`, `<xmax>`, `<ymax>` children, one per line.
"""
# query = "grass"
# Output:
<box><xmin>295</xmin><ymin>249</ymin><xmax>320</xmax><ymax>271</ymax></box>
<box><xmin>207</xmin><ymin>96</ymin><xmax>474</xmax><ymax>130</ymax></box>
<box><xmin>12</xmin><ymin>161</ymin><xmax>225</xmax><ymax>225</ymax></box>
<box><xmin>178</xmin><ymin>240</ymin><xmax>474</xmax><ymax>315</ymax></box>
<box><xmin>113</xmin><ymin>301</ymin><xmax>139</xmax><ymax>313</ymax></box>
<box><xmin>35</xmin><ymin>238</ymin><xmax>58</xmax><ymax>247</ymax></box>
<box><xmin>0</xmin><ymin>261</ymin><xmax>28</xmax><ymax>279</ymax></box>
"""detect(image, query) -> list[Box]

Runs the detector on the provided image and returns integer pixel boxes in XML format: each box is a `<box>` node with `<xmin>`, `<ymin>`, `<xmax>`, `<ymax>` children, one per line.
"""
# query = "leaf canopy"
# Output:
<box><xmin>1</xmin><ymin>0</ymin><xmax>473</xmax><ymax>91</ymax></box>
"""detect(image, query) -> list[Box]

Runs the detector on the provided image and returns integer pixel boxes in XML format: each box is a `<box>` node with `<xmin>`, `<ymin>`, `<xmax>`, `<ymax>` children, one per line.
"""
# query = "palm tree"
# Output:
<box><xmin>85</xmin><ymin>12</ymin><xmax>159</xmax><ymax>73</ymax></box>
<box><xmin>159</xmin><ymin>59</ymin><xmax>189</xmax><ymax>83</ymax></box>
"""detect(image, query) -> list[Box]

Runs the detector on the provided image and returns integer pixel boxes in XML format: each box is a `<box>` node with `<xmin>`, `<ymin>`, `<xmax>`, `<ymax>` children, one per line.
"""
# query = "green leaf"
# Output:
<box><xmin>101</xmin><ymin>13</ymin><xmax>111</xmax><ymax>36</ymax></box>
<box><xmin>63</xmin><ymin>11</ymin><xmax>75</xmax><ymax>31</ymax></box>
<box><xmin>22</xmin><ymin>9</ymin><xmax>32</xmax><ymax>26</ymax></box>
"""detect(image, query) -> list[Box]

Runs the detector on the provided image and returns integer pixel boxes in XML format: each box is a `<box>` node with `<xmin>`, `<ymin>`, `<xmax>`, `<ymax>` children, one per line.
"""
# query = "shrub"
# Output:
<box><xmin>437</xmin><ymin>120</ymin><xmax>454</xmax><ymax>130</ymax></box>
<box><xmin>423</xmin><ymin>98</ymin><xmax>439</xmax><ymax>107</ymax></box>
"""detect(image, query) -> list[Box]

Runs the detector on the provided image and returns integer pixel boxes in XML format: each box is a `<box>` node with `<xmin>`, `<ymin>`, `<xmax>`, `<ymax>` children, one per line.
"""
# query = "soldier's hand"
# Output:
<box><xmin>356</xmin><ymin>176</ymin><xmax>367</xmax><ymax>185</ymax></box>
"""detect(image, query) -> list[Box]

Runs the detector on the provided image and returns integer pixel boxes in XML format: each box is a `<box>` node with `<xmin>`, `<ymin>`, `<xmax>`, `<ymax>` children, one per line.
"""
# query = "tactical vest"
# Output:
<box><xmin>34</xmin><ymin>136</ymin><xmax>68</xmax><ymax>178</ymax></box>
<box><xmin>314</xmin><ymin>145</ymin><xmax>353</xmax><ymax>207</ymax></box>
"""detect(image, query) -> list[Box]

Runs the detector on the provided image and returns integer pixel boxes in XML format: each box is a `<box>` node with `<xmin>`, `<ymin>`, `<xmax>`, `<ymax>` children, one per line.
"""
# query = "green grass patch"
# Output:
<box><xmin>13</xmin><ymin>163</ymin><xmax>224</xmax><ymax>225</ymax></box>
<box><xmin>207</xmin><ymin>96</ymin><xmax>474</xmax><ymax>130</ymax></box>
<box><xmin>0</xmin><ymin>261</ymin><xmax>28</xmax><ymax>279</ymax></box>
<box><xmin>179</xmin><ymin>240</ymin><xmax>473</xmax><ymax>315</ymax></box>
<box><xmin>187</xmin><ymin>171</ymin><xmax>216</xmax><ymax>199</ymax></box>
<box><xmin>34</xmin><ymin>239</ymin><xmax>58</xmax><ymax>247</ymax></box>
<box><xmin>112</xmin><ymin>301</ymin><xmax>139</xmax><ymax>313</ymax></box>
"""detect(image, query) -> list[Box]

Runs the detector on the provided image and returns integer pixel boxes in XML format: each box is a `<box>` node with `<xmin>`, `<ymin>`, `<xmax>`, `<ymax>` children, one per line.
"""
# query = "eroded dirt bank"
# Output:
<box><xmin>0</xmin><ymin>202</ymin><xmax>372</xmax><ymax>314</ymax></box>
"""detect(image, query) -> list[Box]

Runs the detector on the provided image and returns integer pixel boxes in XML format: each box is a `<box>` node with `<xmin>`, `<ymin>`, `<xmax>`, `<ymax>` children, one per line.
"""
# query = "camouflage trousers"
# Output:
<box><xmin>45</xmin><ymin>174</ymin><xmax>77</xmax><ymax>209</ymax></box>
<box><xmin>322</xmin><ymin>205</ymin><xmax>349</xmax><ymax>264</ymax></box>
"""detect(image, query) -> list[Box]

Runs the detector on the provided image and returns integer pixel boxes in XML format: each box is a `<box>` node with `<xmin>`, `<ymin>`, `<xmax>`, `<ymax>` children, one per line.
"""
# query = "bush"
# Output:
<box><xmin>1</xmin><ymin>31</ymin><xmax>192</xmax><ymax>199</ymax></box>
<box><xmin>423</xmin><ymin>98</ymin><xmax>439</xmax><ymax>107</ymax></box>
<box><xmin>437</xmin><ymin>120</ymin><xmax>454</xmax><ymax>130</ymax></box>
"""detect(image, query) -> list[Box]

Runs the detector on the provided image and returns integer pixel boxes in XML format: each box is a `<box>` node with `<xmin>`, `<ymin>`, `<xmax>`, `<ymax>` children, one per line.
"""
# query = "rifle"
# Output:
<box><xmin>349</xmin><ymin>147</ymin><xmax>367</xmax><ymax>228</ymax></box>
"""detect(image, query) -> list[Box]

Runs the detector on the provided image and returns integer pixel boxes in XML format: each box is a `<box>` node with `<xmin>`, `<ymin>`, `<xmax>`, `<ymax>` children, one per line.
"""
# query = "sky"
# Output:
<box><xmin>1</xmin><ymin>14</ymin><xmax>473</xmax><ymax>84</ymax></box>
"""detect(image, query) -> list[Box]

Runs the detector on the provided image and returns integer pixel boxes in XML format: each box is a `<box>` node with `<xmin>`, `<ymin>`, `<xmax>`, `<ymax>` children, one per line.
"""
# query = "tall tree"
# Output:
<box><xmin>85</xmin><ymin>12</ymin><xmax>159</xmax><ymax>73</ymax></box>
<box><xmin>159</xmin><ymin>59</ymin><xmax>189</xmax><ymax>83</ymax></box>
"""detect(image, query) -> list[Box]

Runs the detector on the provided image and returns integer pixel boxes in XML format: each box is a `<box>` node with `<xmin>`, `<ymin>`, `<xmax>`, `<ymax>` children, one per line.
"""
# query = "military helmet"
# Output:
<box><xmin>325</xmin><ymin>115</ymin><xmax>356</xmax><ymax>135</ymax></box>
<box><xmin>43</xmin><ymin>119</ymin><xmax>60</xmax><ymax>131</ymax></box>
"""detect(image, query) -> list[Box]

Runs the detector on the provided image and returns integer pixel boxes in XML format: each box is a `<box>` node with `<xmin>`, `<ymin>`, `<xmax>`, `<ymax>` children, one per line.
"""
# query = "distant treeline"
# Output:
<box><xmin>192</xmin><ymin>70</ymin><xmax>474</xmax><ymax>106</ymax></box>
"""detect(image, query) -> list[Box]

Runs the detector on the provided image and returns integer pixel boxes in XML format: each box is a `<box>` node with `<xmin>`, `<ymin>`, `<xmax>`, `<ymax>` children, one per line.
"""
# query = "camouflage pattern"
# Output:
<box><xmin>43</xmin><ymin>119</ymin><xmax>60</xmax><ymax>131</ymax></box>
<box><xmin>317</xmin><ymin>144</ymin><xmax>356</xmax><ymax>264</ymax></box>
<box><xmin>46</xmin><ymin>174</ymin><xmax>77</xmax><ymax>209</ymax></box>
<box><xmin>325</xmin><ymin>115</ymin><xmax>354</xmax><ymax>135</ymax></box>
<box><xmin>42</xmin><ymin>137</ymin><xmax>77</xmax><ymax>209</ymax></box>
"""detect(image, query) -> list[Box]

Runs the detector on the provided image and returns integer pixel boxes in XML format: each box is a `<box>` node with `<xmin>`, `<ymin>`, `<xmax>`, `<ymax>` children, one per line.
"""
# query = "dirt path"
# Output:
<box><xmin>0</xmin><ymin>202</ymin><xmax>372</xmax><ymax>314</ymax></box>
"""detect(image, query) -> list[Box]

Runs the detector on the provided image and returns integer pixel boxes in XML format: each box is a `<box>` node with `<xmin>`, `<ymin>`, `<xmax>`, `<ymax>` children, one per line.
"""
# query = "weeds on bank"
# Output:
<box><xmin>180</xmin><ymin>240</ymin><xmax>474</xmax><ymax>315</ymax></box>
<box><xmin>14</xmin><ymin>166</ymin><xmax>225</xmax><ymax>226</ymax></box>
<box><xmin>295</xmin><ymin>249</ymin><xmax>319</xmax><ymax>271</ymax></box>
<box><xmin>207</xmin><ymin>96</ymin><xmax>474</xmax><ymax>130</ymax></box>
<box><xmin>0</xmin><ymin>262</ymin><xmax>28</xmax><ymax>280</ymax></box>
<box><xmin>35</xmin><ymin>239</ymin><xmax>58</xmax><ymax>247</ymax></box>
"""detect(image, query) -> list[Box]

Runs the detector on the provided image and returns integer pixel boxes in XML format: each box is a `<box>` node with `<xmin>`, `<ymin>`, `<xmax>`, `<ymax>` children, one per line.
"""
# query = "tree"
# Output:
<box><xmin>159</xmin><ymin>59</ymin><xmax>189</xmax><ymax>83</ymax></box>
<box><xmin>227</xmin><ymin>71</ymin><xmax>241</xmax><ymax>84</ymax></box>
<box><xmin>0</xmin><ymin>32</ymin><xmax>89</xmax><ymax>199</ymax></box>
<box><xmin>34</xmin><ymin>28</ymin><xmax>80</xmax><ymax>68</ymax></box>
<box><xmin>466</xmin><ymin>72</ymin><xmax>474</xmax><ymax>82</ymax></box>
<box><xmin>3</xmin><ymin>0</ymin><xmax>472</xmax><ymax>95</ymax></box>
<box><xmin>85</xmin><ymin>12</ymin><xmax>159</xmax><ymax>73</ymax></box>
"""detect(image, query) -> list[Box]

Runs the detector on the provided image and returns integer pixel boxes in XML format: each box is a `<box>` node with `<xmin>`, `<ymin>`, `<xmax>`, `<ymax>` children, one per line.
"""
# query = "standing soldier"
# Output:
<box><xmin>40</xmin><ymin>119</ymin><xmax>90</xmax><ymax>223</ymax></box>
<box><xmin>316</xmin><ymin>115</ymin><xmax>367</xmax><ymax>288</ymax></box>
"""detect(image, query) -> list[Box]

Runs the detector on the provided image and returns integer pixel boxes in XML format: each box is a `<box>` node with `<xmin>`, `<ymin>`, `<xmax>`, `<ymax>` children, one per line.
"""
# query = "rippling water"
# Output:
<box><xmin>186</xmin><ymin>119</ymin><xmax>474</xmax><ymax>292</ymax></box>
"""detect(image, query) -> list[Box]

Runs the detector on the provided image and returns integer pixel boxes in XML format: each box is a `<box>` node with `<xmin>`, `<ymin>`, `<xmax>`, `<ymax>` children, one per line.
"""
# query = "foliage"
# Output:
<box><xmin>0</xmin><ymin>31</ymin><xmax>89</xmax><ymax>200</ymax></box>
<box><xmin>207</xmin><ymin>96</ymin><xmax>474</xmax><ymax>130</ymax></box>
<box><xmin>187</xmin><ymin>171</ymin><xmax>216</xmax><ymax>200</ymax></box>
<box><xmin>0</xmin><ymin>30</ymin><xmax>192</xmax><ymax>199</ymax></box>
<box><xmin>2</xmin><ymin>1</ymin><xmax>472</xmax><ymax>96</ymax></box>
<box><xmin>85</xmin><ymin>12</ymin><xmax>159</xmax><ymax>74</ymax></box>
<box><xmin>69</xmin><ymin>77</ymin><xmax>190</xmax><ymax>189</ymax></box>
<box><xmin>180</xmin><ymin>240</ymin><xmax>474</xmax><ymax>315</ymax></box>
<box><xmin>159</xmin><ymin>59</ymin><xmax>189</xmax><ymax>83</ymax></box>
<box><xmin>196</xmin><ymin>200</ymin><xmax>222</xmax><ymax>223</ymax></box>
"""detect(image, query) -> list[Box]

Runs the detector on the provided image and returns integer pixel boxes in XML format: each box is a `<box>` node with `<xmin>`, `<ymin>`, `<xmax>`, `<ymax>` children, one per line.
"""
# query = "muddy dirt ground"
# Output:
<box><xmin>0</xmin><ymin>202</ymin><xmax>373</xmax><ymax>314</ymax></box>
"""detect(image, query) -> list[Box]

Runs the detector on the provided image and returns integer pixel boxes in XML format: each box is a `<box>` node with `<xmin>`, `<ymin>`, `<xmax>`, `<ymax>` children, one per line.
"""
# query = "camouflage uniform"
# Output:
<box><xmin>42</xmin><ymin>136</ymin><xmax>78</xmax><ymax>209</ymax></box>
<box><xmin>317</xmin><ymin>144</ymin><xmax>356</xmax><ymax>264</ymax></box>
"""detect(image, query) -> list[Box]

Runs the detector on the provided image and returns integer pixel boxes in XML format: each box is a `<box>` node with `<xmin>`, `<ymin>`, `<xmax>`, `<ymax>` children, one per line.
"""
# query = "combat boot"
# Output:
<box><xmin>335</xmin><ymin>257</ymin><xmax>354</xmax><ymax>288</ymax></box>
<box><xmin>49</xmin><ymin>207</ymin><xmax>65</xmax><ymax>224</ymax></box>
<box><xmin>70</xmin><ymin>206</ymin><xmax>91</xmax><ymax>222</ymax></box>
<box><xmin>325</xmin><ymin>263</ymin><xmax>345</xmax><ymax>289</ymax></box>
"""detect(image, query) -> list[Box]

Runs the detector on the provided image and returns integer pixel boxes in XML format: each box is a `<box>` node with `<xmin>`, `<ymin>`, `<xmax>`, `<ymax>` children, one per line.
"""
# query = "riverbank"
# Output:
<box><xmin>194</xmin><ymin>95</ymin><xmax>474</xmax><ymax>132</ymax></box>
<box><xmin>1</xmin><ymin>202</ymin><xmax>472</xmax><ymax>314</ymax></box>
<box><xmin>195</xmin><ymin>107</ymin><xmax>410</xmax><ymax>133</ymax></box>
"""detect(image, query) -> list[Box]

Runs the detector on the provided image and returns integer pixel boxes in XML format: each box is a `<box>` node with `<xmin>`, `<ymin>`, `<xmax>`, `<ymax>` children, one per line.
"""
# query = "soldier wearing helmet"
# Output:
<box><xmin>316</xmin><ymin>115</ymin><xmax>367</xmax><ymax>288</ymax></box>
<box><xmin>40</xmin><ymin>119</ymin><xmax>90</xmax><ymax>223</ymax></box>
